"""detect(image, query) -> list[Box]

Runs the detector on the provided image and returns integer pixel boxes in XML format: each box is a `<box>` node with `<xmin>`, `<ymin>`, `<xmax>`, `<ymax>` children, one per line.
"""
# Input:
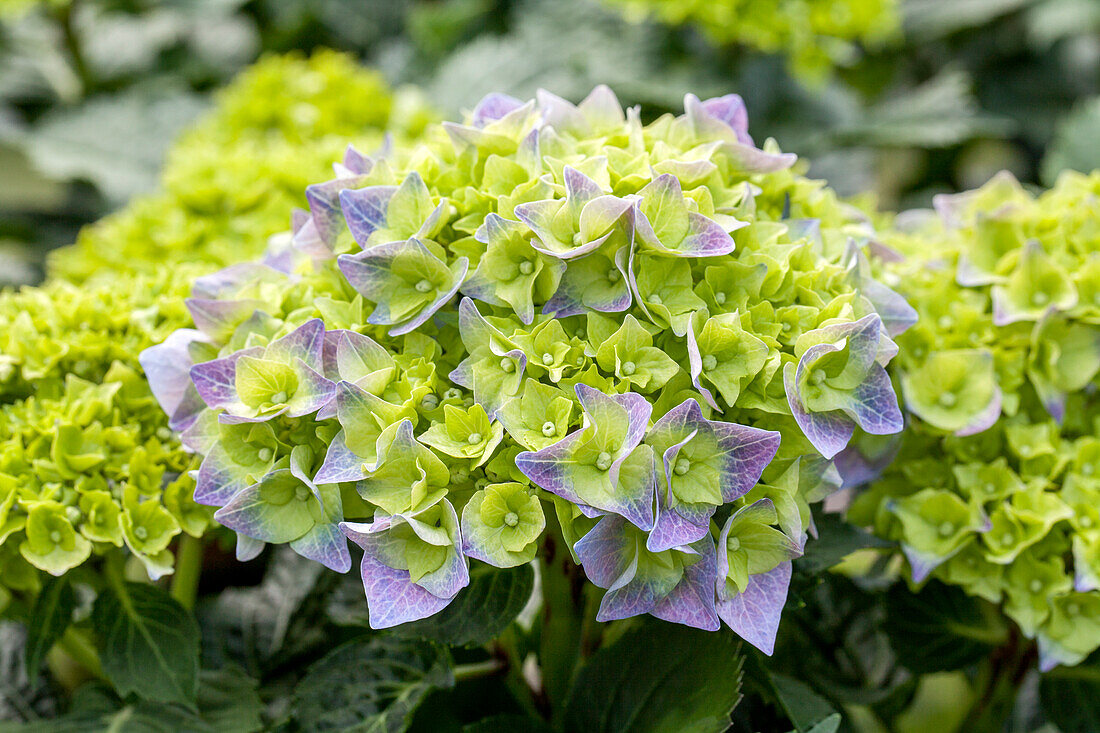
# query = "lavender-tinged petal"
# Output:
<box><xmin>139</xmin><ymin>328</ymin><xmax>206</xmax><ymax>419</ymax></box>
<box><xmin>720</xmin><ymin>142</ymin><xmax>797</xmax><ymax>174</ymax></box>
<box><xmin>902</xmin><ymin>544</ymin><xmax>949</xmax><ymax>584</ymax></box>
<box><xmin>715</xmin><ymin>562</ymin><xmax>792</xmax><ymax>655</ymax></box>
<box><xmin>573</xmin><ymin>515</ymin><xmax>636</xmax><ymax>589</ymax></box>
<box><xmin>190</xmin><ymin>348</ymin><xmax>260</xmax><ymax>411</ymax></box>
<box><xmin>185</xmin><ymin>298</ymin><xmax>261</xmax><ymax>342</ymax></box>
<box><xmin>845</xmin><ymin>365</ymin><xmax>904</xmax><ymax>436</ymax></box>
<box><xmin>340</xmin><ymin>185</ymin><xmax>396</xmax><ymax>246</ymax></box>
<box><xmin>343</xmin><ymin>144</ymin><xmax>373</xmax><ymax>175</ymax></box>
<box><xmin>291</xmin><ymin>207</ymin><xmax>310</xmax><ymax>234</ymax></box>
<box><xmin>292</xmin><ymin>216</ymin><xmax>330</xmax><ymax>260</ymax></box>
<box><xmin>314</xmin><ymin>431</ymin><xmax>371</xmax><ymax>484</ymax></box>
<box><xmin>650</xmin><ymin>538</ymin><xmax>720</xmax><ymax>631</ymax></box>
<box><xmin>647</xmin><ymin>505</ymin><xmax>710</xmax><ymax>553</ymax></box>
<box><xmin>597</xmin><ymin>573</ymin><xmax>659</xmax><ymax>622</ymax></box>
<box><xmin>180</xmin><ymin>409</ymin><xmax>219</xmax><ymax>454</ymax></box>
<box><xmin>564</xmin><ymin>166</ymin><xmax>605</xmax><ymax>213</ymax></box>
<box><xmin>700</xmin><ymin>94</ymin><xmax>752</xmax><ymax>145</ymax></box>
<box><xmin>685</xmin><ymin>319</ymin><xmax>721</xmax><ymax>410</ymax></box>
<box><xmin>356</xmin><ymin>550</ymin><xmax>453</xmax><ymax>629</ymax></box>
<box><xmin>713</xmin><ymin>422</ymin><xmax>782</xmax><ymax>502</ymax></box>
<box><xmin>305</xmin><ymin>175</ymin><xmax>367</xmax><ymax>245</ymax></box>
<box><xmin>472</xmin><ymin>92</ymin><xmax>524</xmax><ymax>127</ymax></box>
<box><xmin>168</xmin><ymin>385</ymin><xmax>207</xmax><ymax>432</ymax></box>
<box><xmin>235</xmin><ymin>534</ymin><xmax>265</xmax><ymax>562</ymax></box>
<box><xmin>290</xmin><ymin>522</ymin><xmax>352</xmax><ymax>573</ymax></box>
<box><xmin>389</xmin><ymin>257</ymin><xmax>469</xmax><ymax>337</ymax></box>
<box><xmin>194</xmin><ymin>448</ymin><xmax>251</xmax><ymax>507</ymax></box>
<box><xmin>514</xmin><ymin>432</ymin><xmax>590</xmax><ymax>506</ymax></box>
<box><xmin>676</xmin><ymin>212</ymin><xmax>740</xmax><ymax>257</ymax></box>
<box><xmin>266</xmin><ymin>319</ymin><xmax>326</xmax><ymax>370</ymax></box>
<box><xmin>784</xmin><ymin>362</ymin><xmax>854</xmax><ymax>460</ymax></box>
<box><xmin>537</xmin><ymin>89</ymin><xmax>587</xmax><ymax>135</ymax></box>
<box><xmin>861</xmin><ymin>277</ymin><xmax>919</xmax><ymax>337</ymax></box>
<box><xmin>286</xmin><ymin>360</ymin><xmax>337</xmax><ymax>418</ymax></box>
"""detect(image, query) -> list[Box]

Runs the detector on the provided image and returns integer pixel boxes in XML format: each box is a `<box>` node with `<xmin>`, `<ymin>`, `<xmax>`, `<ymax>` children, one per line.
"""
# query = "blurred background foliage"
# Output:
<box><xmin>1</xmin><ymin>0</ymin><xmax>1099</xmax><ymax>286</ymax></box>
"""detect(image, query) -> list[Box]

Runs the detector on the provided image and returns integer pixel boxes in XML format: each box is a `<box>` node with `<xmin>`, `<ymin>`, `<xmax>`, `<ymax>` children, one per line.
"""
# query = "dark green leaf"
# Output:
<box><xmin>562</xmin><ymin>620</ymin><xmax>744</xmax><ymax>733</ymax></box>
<box><xmin>392</xmin><ymin>564</ymin><xmax>534</xmax><ymax>647</ymax></box>
<box><xmin>802</xmin><ymin>714</ymin><xmax>841</xmax><ymax>733</ymax></box>
<box><xmin>795</xmin><ymin>512</ymin><xmax>891</xmax><ymax>576</ymax></box>
<box><xmin>1039</xmin><ymin>655</ymin><xmax>1100</xmax><ymax>733</ymax></box>
<box><xmin>0</xmin><ymin>670</ymin><xmax>263</xmax><ymax>733</ymax></box>
<box><xmin>24</xmin><ymin>576</ymin><xmax>75</xmax><ymax>683</ymax></box>
<box><xmin>882</xmin><ymin>581</ymin><xmax>1007</xmax><ymax>674</ymax></box>
<box><xmin>92</xmin><ymin>582</ymin><xmax>200</xmax><ymax>705</ymax></box>
<box><xmin>462</xmin><ymin>714</ymin><xmax>555</xmax><ymax>733</ymax></box>
<box><xmin>768</xmin><ymin>673</ymin><xmax>838</xmax><ymax>732</ymax></box>
<box><xmin>291</xmin><ymin>636</ymin><xmax>453</xmax><ymax>732</ymax></box>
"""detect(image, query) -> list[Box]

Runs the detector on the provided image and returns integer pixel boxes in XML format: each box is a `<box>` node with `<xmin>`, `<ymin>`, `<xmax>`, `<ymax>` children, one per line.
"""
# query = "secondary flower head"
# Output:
<box><xmin>849</xmin><ymin>170</ymin><xmax>1100</xmax><ymax>670</ymax></box>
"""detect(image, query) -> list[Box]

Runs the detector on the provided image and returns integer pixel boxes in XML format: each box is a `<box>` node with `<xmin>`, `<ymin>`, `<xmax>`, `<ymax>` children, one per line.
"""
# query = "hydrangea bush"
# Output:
<box><xmin>602</xmin><ymin>0</ymin><xmax>898</xmax><ymax>80</ymax></box>
<box><xmin>0</xmin><ymin>52</ymin><xmax>425</xmax><ymax>611</ymax></box>
<box><xmin>145</xmin><ymin>85</ymin><xmax>911</xmax><ymax>653</ymax></box>
<box><xmin>848</xmin><ymin>170</ymin><xmax>1100</xmax><ymax>669</ymax></box>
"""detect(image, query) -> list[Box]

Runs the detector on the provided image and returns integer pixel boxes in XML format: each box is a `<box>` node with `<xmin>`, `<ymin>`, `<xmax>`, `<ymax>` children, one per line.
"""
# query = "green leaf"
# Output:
<box><xmin>882</xmin><ymin>580</ymin><xmax>1008</xmax><ymax>674</ymax></box>
<box><xmin>92</xmin><ymin>581</ymin><xmax>200</xmax><ymax>705</ymax></box>
<box><xmin>393</xmin><ymin>564</ymin><xmax>535</xmax><ymax>647</ymax></box>
<box><xmin>1039</xmin><ymin>655</ymin><xmax>1100</xmax><ymax>733</ymax></box>
<box><xmin>0</xmin><ymin>671</ymin><xmax>263</xmax><ymax>733</ymax></box>
<box><xmin>562</xmin><ymin>620</ymin><xmax>744</xmax><ymax>733</ymax></box>
<box><xmin>795</xmin><ymin>512</ymin><xmax>891</xmax><ymax>576</ymax></box>
<box><xmin>463</xmin><ymin>714</ymin><xmax>555</xmax><ymax>733</ymax></box>
<box><xmin>801</xmin><ymin>714</ymin><xmax>841</xmax><ymax>733</ymax></box>
<box><xmin>1043</xmin><ymin>96</ymin><xmax>1100</xmax><ymax>185</ymax></box>
<box><xmin>768</xmin><ymin>672</ymin><xmax>839</xmax><ymax>733</ymax></box>
<box><xmin>24</xmin><ymin>576</ymin><xmax>75</xmax><ymax>683</ymax></box>
<box><xmin>291</xmin><ymin>636</ymin><xmax>453</xmax><ymax>732</ymax></box>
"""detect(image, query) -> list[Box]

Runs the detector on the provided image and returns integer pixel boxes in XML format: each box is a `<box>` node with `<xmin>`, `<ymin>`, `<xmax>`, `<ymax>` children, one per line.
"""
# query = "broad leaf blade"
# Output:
<box><xmin>92</xmin><ymin>582</ymin><xmax>200</xmax><ymax>705</ymax></box>
<box><xmin>24</xmin><ymin>576</ymin><xmax>76</xmax><ymax>683</ymax></box>
<box><xmin>291</xmin><ymin>636</ymin><xmax>453</xmax><ymax>732</ymax></box>
<box><xmin>563</xmin><ymin>620</ymin><xmax>744</xmax><ymax>733</ymax></box>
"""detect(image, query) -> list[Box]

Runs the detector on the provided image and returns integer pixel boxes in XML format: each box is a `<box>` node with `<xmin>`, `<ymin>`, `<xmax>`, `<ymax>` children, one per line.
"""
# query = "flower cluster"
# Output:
<box><xmin>0</xmin><ymin>53</ymin><xmax>420</xmax><ymax>606</ymax></box>
<box><xmin>602</xmin><ymin>0</ymin><xmax>898</xmax><ymax>81</ymax></box>
<box><xmin>147</xmin><ymin>87</ymin><xmax>909</xmax><ymax>653</ymax></box>
<box><xmin>848</xmin><ymin>171</ymin><xmax>1100</xmax><ymax>669</ymax></box>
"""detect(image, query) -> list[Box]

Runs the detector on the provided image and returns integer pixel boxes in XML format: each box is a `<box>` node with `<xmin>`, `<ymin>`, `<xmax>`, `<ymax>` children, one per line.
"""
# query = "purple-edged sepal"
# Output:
<box><xmin>340</xmin><ymin>499</ymin><xmax>469</xmax><ymax>629</ymax></box>
<box><xmin>574</xmin><ymin>515</ymin><xmax>719</xmax><ymax>630</ymax></box>
<box><xmin>338</xmin><ymin>238</ymin><xmax>468</xmax><ymax>337</ymax></box>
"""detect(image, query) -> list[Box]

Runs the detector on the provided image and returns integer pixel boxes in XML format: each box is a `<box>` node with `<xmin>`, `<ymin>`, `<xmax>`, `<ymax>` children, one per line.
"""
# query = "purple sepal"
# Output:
<box><xmin>842</xmin><ymin>241</ymin><xmax>918</xmax><ymax>337</ymax></box>
<box><xmin>784</xmin><ymin>361</ymin><xmax>854</xmax><ymax>460</ymax></box>
<box><xmin>338</xmin><ymin>238</ymin><xmax>469</xmax><ymax>336</ymax></box>
<box><xmin>305</xmin><ymin>174</ymin><xmax>368</xmax><ymax>246</ymax></box>
<box><xmin>343</xmin><ymin>144</ymin><xmax>373</xmax><ymax>175</ymax></box>
<box><xmin>139</xmin><ymin>328</ymin><xmax>209</xmax><ymax>431</ymax></box>
<box><xmin>648</xmin><ymin>501</ymin><xmax>712</xmax><ymax>553</ymax></box>
<box><xmin>632</xmin><ymin>175</ymin><xmax>740</xmax><ymax>257</ymax></box>
<box><xmin>715</xmin><ymin>561</ymin><xmax>792</xmax><ymax>655</ymax></box>
<box><xmin>542</xmin><ymin>241</ymin><xmax>632</xmax><ymax>317</ymax></box>
<box><xmin>650</xmin><ymin>538</ymin><xmax>721</xmax><ymax>631</ymax></box>
<box><xmin>185</xmin><ymin>298</ymin><xmax>261</xmax><ymax>342</ymax></box>
<box><xmin>194</xmin><ymin>447</ymin><xmax>251</xmax><ymax>507</ymax></box>
<box><xmin>683</xmin><ymin>94</ymin><xmax>796</xmax><ymax>173</ymax></box>
<box><xmin>698</xmin><ymin>93</ymin><xmax>753</xmax><ymax>145</ymax></box>
<box><xmin>347</xmin><ymin>534</ymin><xmax>453</xmax><ymax>629</ymax></box>
<box><xmin>471</xmin><ymin>92</ymin><xmax>524</xmax><ymax>128</ymax></box>
<box><xmin>314</xmin><ymin>431</ymin><xmax>370</xmax><ymax>484</ymax></box>
<box><xmin>339</xmin><ymin>185</ymin><xmax>396</xmax><ymax>246</ymax></box>
<box><xmin>190</xmin><ymin>347</ymin><xmax>262</xmax><ymax>412</ymax></box>
<box><xmin>291</xmin><ymin>522</ymin><xmax>352</xmax><ymax>573</ymax></box>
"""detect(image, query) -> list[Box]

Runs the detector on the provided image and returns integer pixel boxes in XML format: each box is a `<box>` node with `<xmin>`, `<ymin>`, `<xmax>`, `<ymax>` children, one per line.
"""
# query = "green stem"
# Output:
<box><xmin>57</xmin><ymin>626</ymin><xmax>104</xmax><ymax>680</ymax></box>
<box><xmin>170</xmin><ymin>535</ymin><xmax>203</xmax><ymax>610</ymax></box>
<box><xmin>962</xmin><ymin>628</ymin><xmax>1035</xmax><ymax>733</ymax></box>
<box><xmin>453</xmin><ymin>659</ymin><xmax>506</xmax><ymax>682</ymax></box>
<box><xmin>538</xmin><ymin>508</ymin><xmax>585</xmax><ymax>725</ymax></box>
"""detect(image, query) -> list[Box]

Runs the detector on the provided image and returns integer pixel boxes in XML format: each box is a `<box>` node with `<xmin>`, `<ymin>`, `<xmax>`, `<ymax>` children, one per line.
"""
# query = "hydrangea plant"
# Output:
<box><xmin>0</xmin><ymin>52</ymin><xmax>424</xmax><ymax>610</ymax></box>
<box><xmin>602</xmin><ymin>0</ymin><xmax>898</xmax><ymax>81</ymax></box>
<box><xmin>147</xmin><ymin>86</ymin><xmax>909</xmax><ymax>653</ymax></box>
<box><xmin>847</xmin><ymin>170</ymin><xmax>1100</xmax><ymax>669</ymax></box>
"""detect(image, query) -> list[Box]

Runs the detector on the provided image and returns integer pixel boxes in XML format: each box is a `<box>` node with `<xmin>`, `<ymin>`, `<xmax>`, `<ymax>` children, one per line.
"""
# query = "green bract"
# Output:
<box><xmin>151</xmin><ymin>85</ymin><xmax>908</xmax><ymax>653</ymax></box>
<box><xmin>848</xmin><ymin>170</ymin><xmax>1100</xmax><ymax>670</ymax></box>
